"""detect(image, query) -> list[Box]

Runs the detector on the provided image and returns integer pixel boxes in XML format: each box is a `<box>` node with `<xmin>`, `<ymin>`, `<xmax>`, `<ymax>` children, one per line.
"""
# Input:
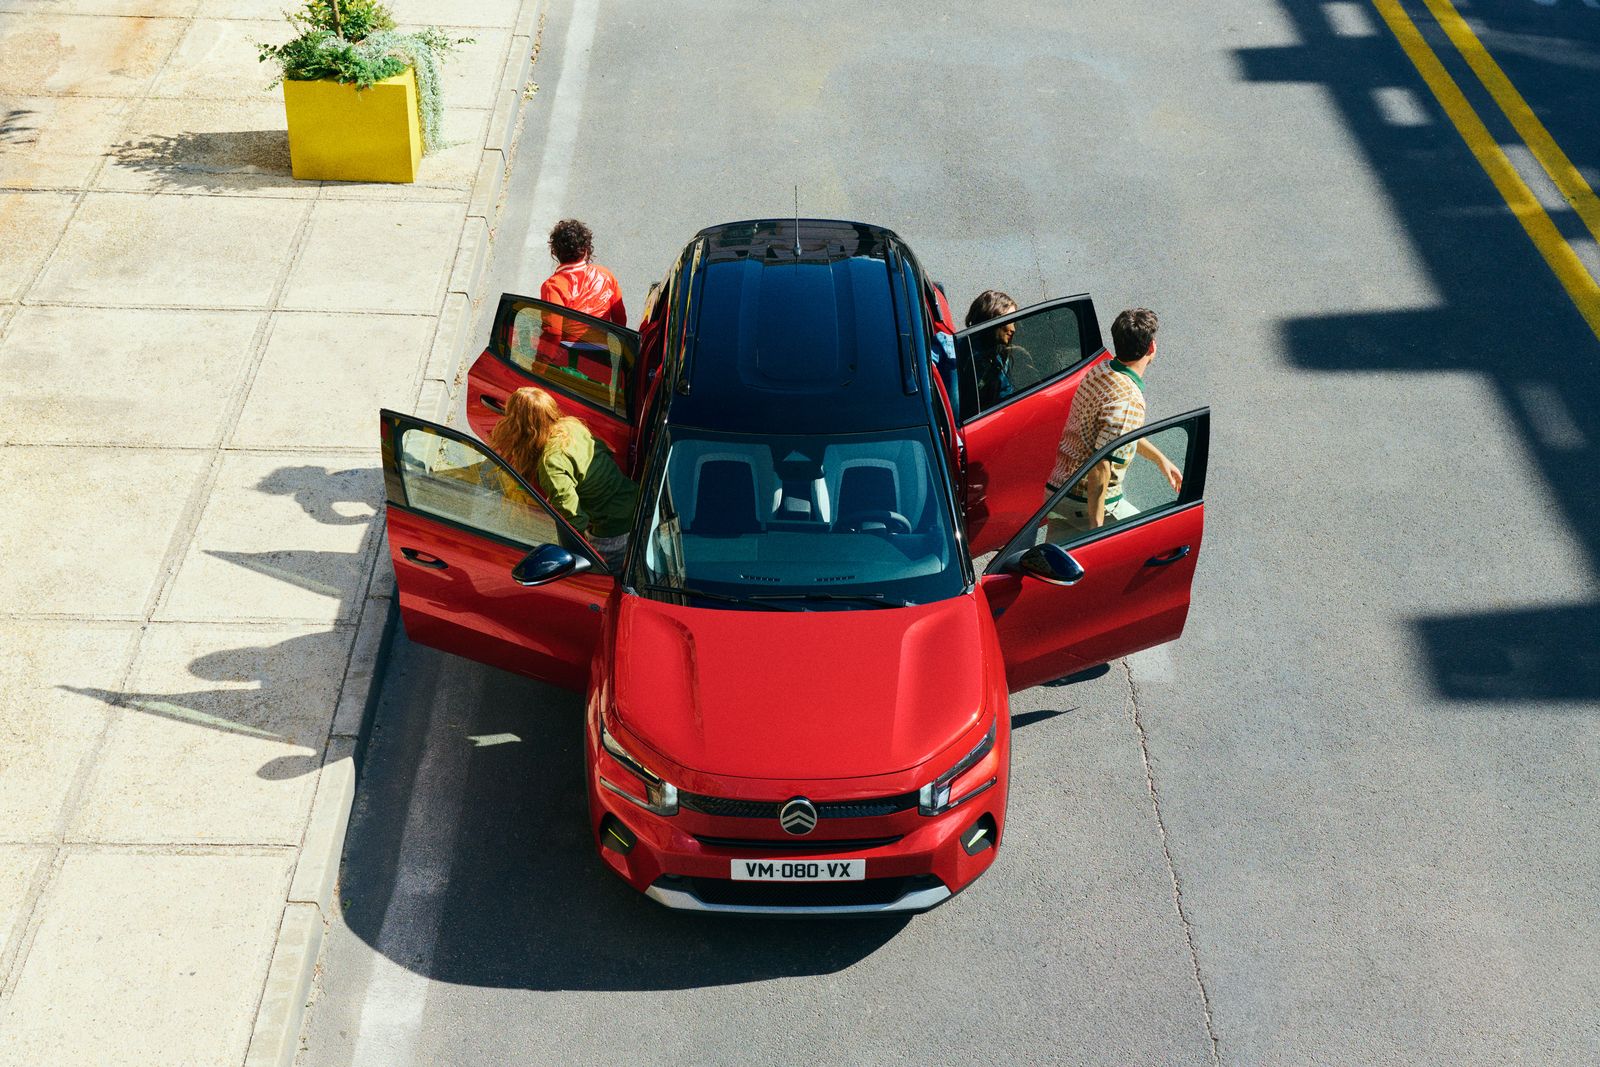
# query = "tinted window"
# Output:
<box><xmin>399</xmin><ymin>427</ymin><xmax>557</xmax><ymax>547</ymax></box>
<box><xmin>637</xmin><ymin>426</ymin><xmax>963</xmax><ymax>608</ymax></box>
<box><xmin>503</xmin><ymin>300</ymin><xmax>636</xmax><ymax>418</ymax></box>
<box><xmin>959</xmin><ymin>301</ymin><xmax>1088</xmax><ymax>420</ymax></box>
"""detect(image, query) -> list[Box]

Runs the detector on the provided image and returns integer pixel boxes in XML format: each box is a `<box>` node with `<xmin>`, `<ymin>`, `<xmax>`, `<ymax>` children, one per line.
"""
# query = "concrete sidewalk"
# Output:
<box><xmin>0</xmin><ymin>0</ymin><xmax>540</xmax><ymax>1062</ymax></box>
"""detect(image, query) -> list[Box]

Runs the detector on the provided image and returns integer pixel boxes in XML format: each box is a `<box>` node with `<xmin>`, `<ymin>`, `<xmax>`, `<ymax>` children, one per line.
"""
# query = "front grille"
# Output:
<box><xmin>679</xmin><ymin>791</ymin><xmax>918</xmax><ymax>820</ymax></box>
<box><xmin>693</xmin><ymin>835</ymin><xmax>902</xmax><ymax>851</ymax></box>
<box><xmin>662</xmin><ymin>874</ymin><xmax>943</xmax><ymax>909</ymax></box>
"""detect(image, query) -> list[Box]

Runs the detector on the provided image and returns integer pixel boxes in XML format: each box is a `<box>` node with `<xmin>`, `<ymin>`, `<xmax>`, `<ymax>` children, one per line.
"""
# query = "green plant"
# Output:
<box><xmin>301</xmin><ymin>0</ymin><xmax>394</xmax><ymax>40</ymax></box>
<box><xmin>257</xmin><ymin>0</ymin><xmax>471</xmax><ymax>155</ymax></box>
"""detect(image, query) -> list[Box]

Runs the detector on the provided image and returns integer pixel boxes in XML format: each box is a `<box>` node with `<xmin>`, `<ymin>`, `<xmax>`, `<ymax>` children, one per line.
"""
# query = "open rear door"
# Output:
<box><xmin>980</xmin><ymin>408</ymin><xmax>1209</xmax><ymax>692</ymax></box>
<box><xmin>381</xmin><ymin>409</ymin><xmax>616</xmax><ymax>691</ymax></box>
<box><xmin>956</xmin><ymin>295</ymin><xmax>1103</xmax><ymax>555</ymax></box>
<box><xmin>467</xmin><ymin>293</ymin><xmax>640</xmax><ymax>458</ymax></box>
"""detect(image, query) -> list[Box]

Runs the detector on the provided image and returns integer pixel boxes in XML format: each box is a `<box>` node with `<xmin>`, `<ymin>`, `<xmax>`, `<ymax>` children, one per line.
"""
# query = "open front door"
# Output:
<box><xmin>979</xmin><ymin>408</ymin><xmax>1209</xmax><ymax>693</ymax></box>
<box><xmin>956</xmin><ymin>295</ymin><xmax>1103</xmax><ymax>555</ymax></box>
<box><xmin>466</xmin><ymin>293</ymin><xmax>640</xmax><ymax>458</ymax></box>
<box><xmin>381</xmin><ymin>409</ymin><xmax>615</xmax><ymax>691</ymax></box>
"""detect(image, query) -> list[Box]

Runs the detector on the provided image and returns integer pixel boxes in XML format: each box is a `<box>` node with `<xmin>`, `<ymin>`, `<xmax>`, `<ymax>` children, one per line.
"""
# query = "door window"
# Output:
<box><xmin>956</xmin><ymin>298</ymin><xmax>1094</xmax><ymax>421</ymax></box>
<box><xmin>1031</xmin><ymin>411</ymin><xmax>1207</xmax><ymax>552</ymax></box>
<box><xmin>502</xmin><ymin>299</ymin><xmax>637</xmax><ymax>418</ymax></box>
<box><xmin>398</xmin><ymin>426</ymin><xmax>558</xmax><ymax>547</ymax></box>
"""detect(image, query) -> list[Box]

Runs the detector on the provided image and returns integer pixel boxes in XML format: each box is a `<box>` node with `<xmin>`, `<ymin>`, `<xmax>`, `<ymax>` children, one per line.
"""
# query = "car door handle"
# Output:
<box><xmin>401</xmin><ymin>547</ymin><xmax>448</xmax><ymax>569</ymax></box>
<box><xmin>1145</xmin><ymin>546</ymin><xmax>1191</xmax><ymax>567</ymax></box>
<box><xmin>480</xmin><ymin>394</ymin><xmax>506</xmax><ymax>414</ymax></box>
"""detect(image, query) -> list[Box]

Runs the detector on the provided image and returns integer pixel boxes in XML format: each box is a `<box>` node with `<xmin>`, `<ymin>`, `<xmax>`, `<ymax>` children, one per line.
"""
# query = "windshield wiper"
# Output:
<box><xmin>746</xmin><ymin>592</ymin><xmax>912</xmax><ymax>609</ymax></box>
<box><xmin>632</xmin><ymin>583</ymin><xmax>802</xmax><ymax>610</ymax></box>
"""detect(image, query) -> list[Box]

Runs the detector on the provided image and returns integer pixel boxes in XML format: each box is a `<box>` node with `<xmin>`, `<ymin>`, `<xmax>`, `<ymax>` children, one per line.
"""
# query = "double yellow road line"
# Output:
<box><xmin>1371</xmin><ymin>0</ymin><xmax>1600</xmax><ymax>340</ymax></box>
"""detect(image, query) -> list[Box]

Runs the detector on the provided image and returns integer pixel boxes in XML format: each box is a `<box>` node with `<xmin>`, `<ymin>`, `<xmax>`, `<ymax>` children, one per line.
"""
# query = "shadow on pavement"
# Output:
<box><xmin>61</xmin><ymin>632</ymin><xmax>340</xmax><ymax>781</ymax></box>
<box><xmin>1011</xmin><ymin>707</ymin><xmax>1071</xmax><ymax>730</ymax></box>
<box><xmin>61</xmin><ymin>465</ymin><xmax>384</xmax><ymax>775</ymax></box>
<box><xmin>256</xmin><ymin>466</ymin><xmax>378</xmax><ymax>526</ymax></box>
<box><xmin>1237</xmin><ymin>0</ymin><xmax>1600</xmax><ymax>703</ymax></box>
<box><xmin>1</xmin><ymin>106</ymin><xmax>38</xmax><ymax>145</ymax></box>
<box><xmin>107</xmin><ymin>129</ymin><xmax>298</xmax><ymax>192</ymax></box>
<box><xmin>1043</xmin><ymin>663</ymin><xmax>1111</xmax><ymax>687</ymax></box>
<box><xmin>337</xmin><ymin>636</ymin><xmax>907</xmax><ymax>992</ymax></box>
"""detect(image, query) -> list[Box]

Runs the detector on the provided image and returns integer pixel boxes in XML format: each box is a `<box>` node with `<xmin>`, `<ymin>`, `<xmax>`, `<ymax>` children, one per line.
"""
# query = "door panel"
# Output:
<box><xmin>956</xmin><ymin>295</ymin><xmax>1103</xmax><ymax>554</ymax></box>
<box><xmin>961</xmin><ymin>366</ymin><xmax>1096</xmax><ymax>554</ymax></box>
<box><xmin>387</xmin><ymin>508</ymin><xmax>611</xmax><ymax>689</ymax></box>
<box><xmin>981</xmin><ymin>505</ymin><xmax>1203</xmax><ymax>692</ymax></box>
<box><xmin>382</xmin><ymin>409</ymin><xmax>614</xmax><ymax>691</ymax></box>
<box><xmin>466</xmin><ymin>292</ymin><xmax>639</xmax><ymax>455</ymax></box>
<box><xmin>981</xmin><ymin>408</ymin><xmax>1209</xmax><ymax>692</ymax></box>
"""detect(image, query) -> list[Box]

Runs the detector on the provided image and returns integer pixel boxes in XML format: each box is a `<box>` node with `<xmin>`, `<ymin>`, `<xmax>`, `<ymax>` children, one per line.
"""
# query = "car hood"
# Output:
<box><xmin>612</xmin><ymin>593</ymin><xmax>986</xmax><ymax>780</ymax></box>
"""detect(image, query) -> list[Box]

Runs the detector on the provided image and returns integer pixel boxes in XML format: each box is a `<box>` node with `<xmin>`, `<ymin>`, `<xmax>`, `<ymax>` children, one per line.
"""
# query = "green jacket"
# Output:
<box><xmin>536</xmin><ymin>424</ymin><xmax>638</xmax><ymax>538</ymax></box>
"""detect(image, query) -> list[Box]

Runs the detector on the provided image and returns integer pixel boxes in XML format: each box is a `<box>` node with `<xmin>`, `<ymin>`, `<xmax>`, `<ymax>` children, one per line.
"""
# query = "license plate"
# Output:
<box><xmin>730</xmin><ymin>859</ymin><xmax>865</xmax><ymax>881</ymax></box>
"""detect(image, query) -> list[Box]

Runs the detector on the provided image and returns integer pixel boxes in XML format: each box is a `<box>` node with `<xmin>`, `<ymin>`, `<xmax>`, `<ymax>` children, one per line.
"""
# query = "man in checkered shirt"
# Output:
<box><xmin>1045</xmin><ymin>307</ymin><xmax>1182</xmax><ymax>539</ymax></box>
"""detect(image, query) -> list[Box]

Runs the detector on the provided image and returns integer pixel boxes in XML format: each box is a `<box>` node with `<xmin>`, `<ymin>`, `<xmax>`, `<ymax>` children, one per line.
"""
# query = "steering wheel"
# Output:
<box><xmin>839</xmin><ymin>510</ymin><xmax>913</xmax><ymax>535</ymax></box>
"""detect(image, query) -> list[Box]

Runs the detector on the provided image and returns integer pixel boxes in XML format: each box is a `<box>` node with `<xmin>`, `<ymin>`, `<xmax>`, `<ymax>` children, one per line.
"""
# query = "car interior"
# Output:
<box><xmin>644</xmin><ymin>432</ymin><xmax>954</xmax><ymax>590</ymax></box>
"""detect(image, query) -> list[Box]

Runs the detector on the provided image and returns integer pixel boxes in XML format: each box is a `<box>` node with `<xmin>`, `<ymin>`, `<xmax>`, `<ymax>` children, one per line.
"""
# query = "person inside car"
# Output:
<box><xmin>490</xmin><ymin>387</ymin><xmax>638</xmax><ymax>569</ymax></box>
<box><xmin>964</xmin><ymin>290</ymin><xmax>1026</xmax><ymax>412</ymax></box>
<box><xmin>925</xmin><ymin>279</ymin><xmax>962</xmax><ymax>419</ymax></box>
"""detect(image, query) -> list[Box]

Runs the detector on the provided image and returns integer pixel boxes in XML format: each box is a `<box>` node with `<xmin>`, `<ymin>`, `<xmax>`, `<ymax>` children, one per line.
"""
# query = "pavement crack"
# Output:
<box><xmin>1122</xmin><ymin>658</ymin><xmax>1222</xmax><ymax>1065</ymax></box>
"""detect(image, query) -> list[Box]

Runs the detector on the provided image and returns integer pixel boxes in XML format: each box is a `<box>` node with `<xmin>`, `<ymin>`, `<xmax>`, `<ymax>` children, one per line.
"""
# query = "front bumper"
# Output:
<box><xmin>645</xmin><ymin>874</ymin><xmax>951</xmax><ymax>915</ymax></box>
<box><xmin>588</xmin><ymin>768</ymin><xmax>1005</xmax><ymax>916</ymax></box>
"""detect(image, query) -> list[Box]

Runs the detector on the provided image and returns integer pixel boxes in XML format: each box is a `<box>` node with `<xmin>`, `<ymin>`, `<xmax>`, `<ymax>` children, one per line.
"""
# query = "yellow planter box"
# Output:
<box><xmin>282</xmin><ymin>68</ymin><xmax>421</xmax><ymax>183</ymax></box>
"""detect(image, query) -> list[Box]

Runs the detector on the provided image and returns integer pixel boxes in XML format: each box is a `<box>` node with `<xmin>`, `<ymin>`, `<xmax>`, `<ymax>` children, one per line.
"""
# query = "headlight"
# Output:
<box><xmin>599</xmin><ymin>713</ymin><xmax>679</xmax><ymax>816</ymax></box>
<box><xmin>917</xmin><ymin>719</ymin><xmax>997</xmax><ymax>816</ymax></box>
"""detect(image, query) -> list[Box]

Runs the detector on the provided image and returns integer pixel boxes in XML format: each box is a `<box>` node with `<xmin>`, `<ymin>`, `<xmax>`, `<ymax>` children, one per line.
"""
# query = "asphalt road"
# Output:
<box><xmin>301</xmin><ymin>1</ymin><xmax>1600</xmax><ymax>1063</ymax></box>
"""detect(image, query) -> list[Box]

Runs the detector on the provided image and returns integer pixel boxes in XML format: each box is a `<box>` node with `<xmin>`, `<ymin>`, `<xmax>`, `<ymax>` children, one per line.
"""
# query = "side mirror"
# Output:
<box><xmin>1018</xmin><ymin>542</ymin><xmax>1085</xmax><ymax>586</ymax></box>
<box><xmin>511</xmin><ymin>544</ymin><xmax>591</xmax><ymax>586</ymax></box>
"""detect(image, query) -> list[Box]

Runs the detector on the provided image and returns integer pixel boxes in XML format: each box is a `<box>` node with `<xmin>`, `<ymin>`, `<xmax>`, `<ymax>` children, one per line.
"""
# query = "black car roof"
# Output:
<box><xmin>667</xmin><ymin>219</ymin><xmax>928</xmax><ymax>436</ymax></box>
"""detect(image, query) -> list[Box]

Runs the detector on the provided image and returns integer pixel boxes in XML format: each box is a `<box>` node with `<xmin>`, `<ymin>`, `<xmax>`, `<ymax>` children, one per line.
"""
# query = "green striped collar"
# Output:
<box><xmin>1109</xmin><ymin>360</ymin><xmax>1145</xmax><ymax>392</ymax></box>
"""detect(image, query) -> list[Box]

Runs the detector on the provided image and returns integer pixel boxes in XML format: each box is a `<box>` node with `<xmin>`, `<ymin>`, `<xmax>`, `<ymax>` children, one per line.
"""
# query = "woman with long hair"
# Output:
<box><xmin>964</xmin><ymin>289</ymin><xmax>1024</xmax><ymax>412</ymax></box>
<box><xmin>490</xmin><ymin>387</ymin><xmax>638</xmax><ymax>569</ymax></box>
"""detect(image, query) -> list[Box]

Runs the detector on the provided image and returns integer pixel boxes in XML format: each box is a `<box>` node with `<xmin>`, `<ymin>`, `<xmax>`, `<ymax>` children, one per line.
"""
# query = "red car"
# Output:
<box><xmin>379</xmin><ymin>219</ymin><xmax>1208</xmax><ymax>914</ymax></box>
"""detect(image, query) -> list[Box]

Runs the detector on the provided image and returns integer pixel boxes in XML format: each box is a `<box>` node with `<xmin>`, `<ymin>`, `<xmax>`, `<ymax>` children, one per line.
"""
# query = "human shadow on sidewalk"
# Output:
<box><xmin>62</xmin><ymin>631</ymin><xmax>348</xmax><ymax>782</ymax></box>
<box><xmin>63</xmin><ymin>464</ymin><xmax>386</xmax><ymax>778</ymax></box>
<box><xmin>337</xmin><ymin>636</ymin><xmax>908</xmax><ymax>993</ymax></box>
<box><xmin>256</xmin><ymin>466</ymin><xmax>378</xmax><ymax>526</ymax></box>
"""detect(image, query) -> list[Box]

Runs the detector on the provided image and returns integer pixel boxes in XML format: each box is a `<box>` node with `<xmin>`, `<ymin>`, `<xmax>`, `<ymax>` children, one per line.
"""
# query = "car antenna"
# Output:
<box><xmin>793</xmin><ymin>185</ymin><xmax>802</xmax><ymax>258</ymax></box>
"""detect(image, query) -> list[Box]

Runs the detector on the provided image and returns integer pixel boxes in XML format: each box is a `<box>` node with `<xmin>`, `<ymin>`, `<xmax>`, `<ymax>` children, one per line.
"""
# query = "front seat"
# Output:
<box><xmin>834</xmin><ymin>463</ymin><xmax>898</xmax><ymax>526</ymax></box>
<box><xmin>690</xmin><ymin>459</ymin><xmax>763</xmax><ymax>537</ymax></box>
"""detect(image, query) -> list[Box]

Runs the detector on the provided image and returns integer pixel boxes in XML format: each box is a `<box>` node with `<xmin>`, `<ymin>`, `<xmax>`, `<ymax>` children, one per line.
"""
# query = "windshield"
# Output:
<box><xmin>634</xmin><ymin>425</ymin><xmax>964</xmax><ymax>608</ymax></box>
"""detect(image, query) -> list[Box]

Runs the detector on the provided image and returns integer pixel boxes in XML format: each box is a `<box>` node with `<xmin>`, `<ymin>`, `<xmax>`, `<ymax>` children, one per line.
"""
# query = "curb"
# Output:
<box><xmin>242</xmin><ymin>3</ymin><xmax>544</xmax><ymax>1062</ymax></box>
<box><xmin>420</xmin><ymin>0</ymin><xmax>541</xmax><ymax>426</ymax></box>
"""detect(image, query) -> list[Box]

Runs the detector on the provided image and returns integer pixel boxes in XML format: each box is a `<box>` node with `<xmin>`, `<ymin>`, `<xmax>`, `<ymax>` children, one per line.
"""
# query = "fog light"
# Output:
<box><xmin>600</xmin><ymin>814</ymin><xmax>636</xmax><ymax>855</ymax></box>
<box><xmin>962</xmin><ymin>814</ymin><xmax>997</xmax><ymax>856</ymax></box>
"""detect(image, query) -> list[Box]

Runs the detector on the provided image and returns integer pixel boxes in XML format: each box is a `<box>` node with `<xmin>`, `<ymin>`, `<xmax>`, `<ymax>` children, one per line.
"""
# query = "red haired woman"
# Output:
<box><xmin>490</xmin><ymin>387</ymin><xmax>637</xmax><ymax>569</ymax></box>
